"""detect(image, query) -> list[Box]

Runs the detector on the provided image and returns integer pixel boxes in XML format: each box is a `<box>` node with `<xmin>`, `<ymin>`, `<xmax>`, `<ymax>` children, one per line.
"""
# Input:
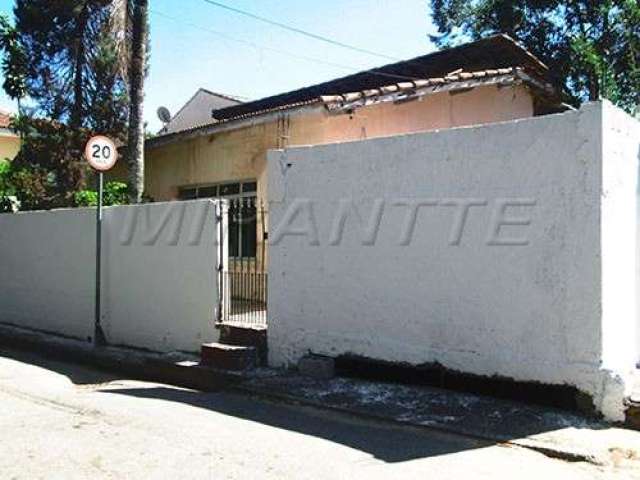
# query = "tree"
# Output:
<box><xmin>0</xmin><ymin>15</ymin><xmax>26</xmax><ymax>110</ymax></box>
<box><xmin>0</xmin><ymin>1</ymin><xmax>130</xmax><ymax>210</ymax></box>
<box><xmin>8</xmin><ymin>1</ymin><xmax>129</xmax><ymax>131</ymax></box>
<box><xmin>126</xmin><ymin>0</ymin><xmax>148</xmax><ymax>203</ymax></box>
<box><xmin>429</xmin><ymin>0</ymin><xmax>640</xmax><ymax>113</ymax></box>
<box><xmin>5</xmin><ymin>117</ymin><xmax>88</xmax><ymax>210</ymax></box>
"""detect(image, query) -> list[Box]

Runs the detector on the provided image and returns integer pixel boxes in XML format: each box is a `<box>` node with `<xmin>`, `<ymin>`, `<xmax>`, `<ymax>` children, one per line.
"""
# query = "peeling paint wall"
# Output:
<box><xmin>267</xmin><ymin>101</ymin><xmax>640</xmax><ymax>421</ymax></box>
<box><xmin>0</xmin><ymin>200</ymin><xmax>223</xmax><ymax>353</ymax></box>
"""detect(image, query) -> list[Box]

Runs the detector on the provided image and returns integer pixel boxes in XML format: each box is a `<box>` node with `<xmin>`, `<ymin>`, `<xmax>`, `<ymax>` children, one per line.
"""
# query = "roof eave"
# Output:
<box><xmin>323</xmin><ymin>67</ymin><xmax>558</xmax><ymax>113</ymax></box>
<box><xmin>146</xmin><ymin>101</ymin><xmax>324</xmax><ymax>150</ymax></box>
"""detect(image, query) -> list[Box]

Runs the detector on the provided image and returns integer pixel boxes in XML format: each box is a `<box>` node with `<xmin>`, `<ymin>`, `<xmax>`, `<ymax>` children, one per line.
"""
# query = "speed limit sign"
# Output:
<box><xmin>84</xmin><ymin>135</ymin><xmax>118</xmax><ymax>171</ymax></box>
<box><xmin>85</xmin><ymin>134</ymin><xmax>119</xmax><ymax>347</ymax></box>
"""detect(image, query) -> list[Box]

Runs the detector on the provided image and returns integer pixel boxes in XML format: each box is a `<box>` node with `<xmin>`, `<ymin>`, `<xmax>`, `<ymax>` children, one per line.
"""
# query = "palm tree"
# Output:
<box><xmin>126</xmin><ymin>0</ymin><xmax>148</xmax><ymax>203</ymax></box>
<box><xmin>96</xmin><ymin>0</ymin><xmax>147</xmax><ymax>202</ymax></box>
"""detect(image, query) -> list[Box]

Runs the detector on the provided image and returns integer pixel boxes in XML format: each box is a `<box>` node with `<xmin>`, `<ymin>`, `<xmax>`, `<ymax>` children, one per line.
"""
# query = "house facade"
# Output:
<box><xmin>144</xmin><ymin>35</ymin><xmax>565</xmax><ymax>277</ymax></box>
<box><xmin>0</xmin><ymin>109</ymin><xmax>20</xmax><ymax>162</ymax></box>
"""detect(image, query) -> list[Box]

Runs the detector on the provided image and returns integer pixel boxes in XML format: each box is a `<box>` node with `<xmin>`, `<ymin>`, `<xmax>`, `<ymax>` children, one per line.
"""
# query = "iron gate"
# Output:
<box><xmin>218</xmin><ymin>197</ymin><xmax>267</xmax><ymax>326</ymax></box>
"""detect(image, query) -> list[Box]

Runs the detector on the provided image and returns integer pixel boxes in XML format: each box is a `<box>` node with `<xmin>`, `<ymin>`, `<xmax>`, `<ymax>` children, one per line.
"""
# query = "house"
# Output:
<box><xmin>0</xmin><ymin>109</ymin><xmax>20</xmax><ymax>161</ymax></box>
<box><xmin>142</xmin><ymin>34</ymin><xmax>568</xmax><ymax>324</ymax></box>
<box><xmin>158</xmin><ymin>88</ymin><xmax>244</xmax><ymax>135</ymax></box>
<box><xmin>144</xmin><ymin>35</ymin><xmax>565</xmax><ymax>272</ymax></box>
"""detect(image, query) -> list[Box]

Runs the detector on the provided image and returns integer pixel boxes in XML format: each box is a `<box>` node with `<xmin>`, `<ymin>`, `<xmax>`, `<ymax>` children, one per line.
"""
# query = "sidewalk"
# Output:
<box><xmin>238</xmin><ymin>372</ymin><xmax>640</xmax><ymax>467</ymax></box>
<box><xmin>2</xmin><ymin>322</ymin><xmax>639</xmax><ymax>469</ymax></box>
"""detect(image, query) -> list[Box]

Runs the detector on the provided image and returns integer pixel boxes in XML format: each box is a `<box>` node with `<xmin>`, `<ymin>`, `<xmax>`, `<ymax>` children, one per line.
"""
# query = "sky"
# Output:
<box><xmin>0</xmin><ymin>0</ymin><xmax>437</xmax><ymax>132</ymax></box>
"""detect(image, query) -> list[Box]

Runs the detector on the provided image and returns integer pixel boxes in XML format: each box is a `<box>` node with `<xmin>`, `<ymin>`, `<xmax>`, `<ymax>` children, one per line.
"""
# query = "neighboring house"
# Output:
<box><xmin>0</xmin><ymin>109</ymin><xmax>20</xmax><ymax>161</ymax></box>
<box><xmin>159</xmin><ymin>89</ymin><xmax>244</xmax><ymax>135</ymax></box>
<box><xmin>144</xmin><ymin>34</ymin><xmax>566</xmax><ymax>281</ymax></box>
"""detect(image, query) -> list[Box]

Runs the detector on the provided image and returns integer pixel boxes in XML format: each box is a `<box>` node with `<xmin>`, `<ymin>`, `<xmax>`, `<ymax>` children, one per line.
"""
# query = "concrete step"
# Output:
<box><xmin>218</xmin><ymin>323</ymin><xmax>268</xmax><ymax>366</ymax></box>
<box><xmin>200</xmin><ymin>342</ymin><xmax>257</xmax><ymax>371</ymax></box>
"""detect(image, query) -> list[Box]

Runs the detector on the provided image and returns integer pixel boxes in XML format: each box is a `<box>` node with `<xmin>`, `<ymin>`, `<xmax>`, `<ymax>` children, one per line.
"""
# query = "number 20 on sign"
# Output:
<box><xmin>84</xmin><ymin>135</ymin><xmax>118</xmax><ymax>172</ymax></box>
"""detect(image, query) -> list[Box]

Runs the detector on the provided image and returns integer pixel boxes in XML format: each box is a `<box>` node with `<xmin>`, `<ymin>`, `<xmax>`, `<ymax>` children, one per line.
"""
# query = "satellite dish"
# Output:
<box><xmin>157</xmin><ymin>106</ymin><xmax>172</xmax><ymax>124</ymax></box>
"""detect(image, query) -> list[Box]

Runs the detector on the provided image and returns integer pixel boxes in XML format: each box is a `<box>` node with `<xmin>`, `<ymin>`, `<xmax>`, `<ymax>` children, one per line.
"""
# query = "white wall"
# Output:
<box><xmin>0</xmin><ymin>199</ymin><xmax>223</xmax><ymax>353</ymax></box>
<box><xmin>0</xmin><ymin>208</ymin><xmax>95</xmax><ymax>340</ymax></box>
<box><xmin>267</xmin><ymin>101</ymin><xmax>640</xmax><ymax>421</ymax></box>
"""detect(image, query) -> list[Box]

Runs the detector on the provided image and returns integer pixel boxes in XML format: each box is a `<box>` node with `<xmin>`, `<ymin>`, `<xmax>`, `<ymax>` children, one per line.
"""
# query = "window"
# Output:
<box><xmin>179</xmin><ymin>188</ymin><xmax>197</xmax><ymax>200</ymax></box>
<box><xmin>178</xmin><ymin>181</ymin><xmax>258</xmax><ymax>258</ymax></box>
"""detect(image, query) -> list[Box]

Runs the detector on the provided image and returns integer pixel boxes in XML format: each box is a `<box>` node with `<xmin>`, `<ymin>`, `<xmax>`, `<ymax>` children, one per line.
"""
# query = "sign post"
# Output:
<box><xmin>84</xmin><ymin>135</ymin><xmax>118</xmax><ymax>346</ymax></box>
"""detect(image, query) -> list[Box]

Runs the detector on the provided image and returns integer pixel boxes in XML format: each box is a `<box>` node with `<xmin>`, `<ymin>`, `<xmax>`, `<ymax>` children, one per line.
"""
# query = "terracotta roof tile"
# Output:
<box><xmin>320</xmin><ymin>66</ymin><xmax>557</xmax><ymax>112</ymax></box>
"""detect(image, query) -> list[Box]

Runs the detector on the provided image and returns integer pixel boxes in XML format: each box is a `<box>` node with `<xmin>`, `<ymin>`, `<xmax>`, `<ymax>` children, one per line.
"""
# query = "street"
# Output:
<box><xmin>0</xmin><ymin>348</ymin><xmax>636</xmax><ymax>479</ymax></box>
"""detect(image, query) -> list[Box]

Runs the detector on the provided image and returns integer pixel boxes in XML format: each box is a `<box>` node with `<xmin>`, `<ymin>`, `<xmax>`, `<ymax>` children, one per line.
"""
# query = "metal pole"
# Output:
<box><xmin>94</xmin><ymin>171</ymin><xmax>106</xmax><ymax>346</ymax></box>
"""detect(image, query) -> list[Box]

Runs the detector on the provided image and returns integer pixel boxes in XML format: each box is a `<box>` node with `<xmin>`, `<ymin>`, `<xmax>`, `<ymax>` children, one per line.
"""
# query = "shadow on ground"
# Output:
<box><xmin>98</xmin><ymin>385</ymin><xmax>495</xmax><ymax>463</ymax></box>
<box><xmin>0</xmin><ymin>347</ymin><xmax>495</xmax><ymax>463</ymax></box>
<box><xmin>0</xmin><ymin>347</ymin><xmax>121</xmax><ymax>385</ymax></box>
<box><xmin>0</xmin><ymin>347</ymin><xmax>606</xmax><ymax>464</ymax></box>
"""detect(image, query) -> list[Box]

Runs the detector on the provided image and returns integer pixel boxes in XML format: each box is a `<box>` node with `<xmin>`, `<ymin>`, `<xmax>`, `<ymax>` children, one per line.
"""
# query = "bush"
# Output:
<box><xmin>74</xmin><ymin>181</ymin><xmax>129</xmax><ymax>207</ymax></box>
<box><xmin>0</xmin><ymin>158</ymin><xmax>17</xmax><ymax>212</ymax></box>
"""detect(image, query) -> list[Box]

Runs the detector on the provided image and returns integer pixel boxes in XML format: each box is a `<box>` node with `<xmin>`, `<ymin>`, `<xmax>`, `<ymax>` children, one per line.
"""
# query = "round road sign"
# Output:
<box><xmin>85</xmin><ymin>135</ymin><xmax>118</xmax><ymax>171</ymax></box>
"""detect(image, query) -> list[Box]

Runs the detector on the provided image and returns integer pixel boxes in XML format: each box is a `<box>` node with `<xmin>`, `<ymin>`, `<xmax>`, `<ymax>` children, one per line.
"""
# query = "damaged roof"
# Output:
<box><xmin>210</xmin><ymin>34</ymin><xmax>548</xmax><ymax>122</ymax></box>
<box><xmin>320</xmin><ymin>66</ymin><xmax>554</xmax><ymax>112</ymax></box>
<box><xmin>149</xmin><ymin>34</ymin><xmax>557</xmax><ymax>147</ymax></box>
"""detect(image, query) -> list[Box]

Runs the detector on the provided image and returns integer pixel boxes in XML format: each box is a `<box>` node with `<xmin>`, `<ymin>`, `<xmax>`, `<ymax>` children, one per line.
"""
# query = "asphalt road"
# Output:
<box><xmin>0</xmin><ymin>348</ymin><xmax>634</xmax><ymax>479</ymax></box>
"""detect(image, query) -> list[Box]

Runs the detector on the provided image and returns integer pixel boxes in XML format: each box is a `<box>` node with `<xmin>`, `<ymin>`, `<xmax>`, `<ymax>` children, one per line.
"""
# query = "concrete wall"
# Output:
<box><xmin>267</xmin><ymin>101</ymin><xmax>640</xmax><ymax>421</ymax></box>
<box><xmin>0</xmin><ymin>208</ymin><xmax>95</xmax><ymax>339</ymax></box>
<box><xmin>0</xmin><ymin>199</ymin><xmax>223</xmax><ymax>353</ymax></box>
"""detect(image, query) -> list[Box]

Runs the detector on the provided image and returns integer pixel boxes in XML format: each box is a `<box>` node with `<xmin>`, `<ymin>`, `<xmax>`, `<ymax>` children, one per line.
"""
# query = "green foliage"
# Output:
<box><xmin>74</xmin><ymin>181</ymin><xmax>128</xmax><ymax>207</ymax></box>
<box><xmin>6</xmin><ymin>116</ymin><xmax>91</xmax><ymax>210</ymax></box>
<box><xmin>0</xmin><ymin>158</ymin><xmax>16</xmax><ymax>212</ymax></box>
<box><xmin>429</xmin><ymin>0</ymin><xmax>640</xmax><ymax>114</ymax></box>
<box><xmin>0</xmin><ymin>159</ymin><xmax>12</xmax><ymax>193</ymax></box>
<box><xmin>0</xmin><ymin>2</ymin><xmax>132</xmax><ymax>211</ymax></box>
<box><xmin>4</xmin><ymin>0</ymin><xmax>130</xmax><ymax>132</ymax></box>
<box><xmin>4</xmin><ymin>115</ymin><xmax>130</xmax><ymax>211</ymax></box>
<box><xmin>0</xmin><ymin>14</ymin><xmax>26</xmax><ymax>101</ymax></box>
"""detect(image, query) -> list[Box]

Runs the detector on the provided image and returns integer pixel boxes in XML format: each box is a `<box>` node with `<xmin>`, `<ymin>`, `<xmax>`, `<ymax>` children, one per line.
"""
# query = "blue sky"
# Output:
<box><xmin>0</xmin><ymin>0</ymin><xmax>437</xmax><ymax>131</ymax></box>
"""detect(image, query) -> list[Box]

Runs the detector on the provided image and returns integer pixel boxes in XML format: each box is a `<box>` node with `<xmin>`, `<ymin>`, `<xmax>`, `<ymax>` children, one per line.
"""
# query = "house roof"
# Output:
<box><xmin>320</xmin><ymin>66</ymin><xmax>555</xmax><ymax>112</ymax></box>
<box><xmin>210</xmin><ymin>34</ymin><xmax>548</xmax><ymax>123</ymax></box>
<box><xmin>148</xmin><ymin>66</ymin><xmax>557</xmax><ymax>149</ymax></box>
<box><xmin>149</xmin><ymin>34</ymin><xmax>557</xmax><ymax>148</ymax></box>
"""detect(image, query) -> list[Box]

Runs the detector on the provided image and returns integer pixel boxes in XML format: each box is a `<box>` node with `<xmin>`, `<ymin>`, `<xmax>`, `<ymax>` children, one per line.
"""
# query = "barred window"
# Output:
<box><xmin>178</xmin><ymin>181</ymin><xmax>258</xmax><ymax>258</ymax></box>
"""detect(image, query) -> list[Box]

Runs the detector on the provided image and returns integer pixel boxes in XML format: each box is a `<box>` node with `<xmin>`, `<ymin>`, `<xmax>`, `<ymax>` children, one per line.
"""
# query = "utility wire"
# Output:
<box><xmin>200</xmin><ymin>0</ymin><xmax>401</xmax><ymax>62</ymax></box>
<box><xmin>151</xmin><ymin>9</ymin><xmax>421</xmax><ymax>82</ymax></box>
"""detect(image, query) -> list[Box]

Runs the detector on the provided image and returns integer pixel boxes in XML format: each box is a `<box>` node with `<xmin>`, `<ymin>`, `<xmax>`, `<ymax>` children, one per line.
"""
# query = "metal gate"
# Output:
<box><xmin>218</xmin><ymin>197</ymin><xmax>267</xmax><ymax>326</ymax></box>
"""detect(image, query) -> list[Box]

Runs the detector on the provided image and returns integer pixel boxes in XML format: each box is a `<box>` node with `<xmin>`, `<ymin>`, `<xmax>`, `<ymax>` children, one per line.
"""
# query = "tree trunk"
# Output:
<box><xmin>71</xmin><ymin>3</ymin><xmax>90</xmax><ymax>129</ymax></box>
<box><xmin>588</xmin><ymin>72</ymin><xmax>600</xmax><ymax>101</ymax></box>
<box><xmin>127</xmin><ymin>0</ymin><xmax>148</xmax><ymax>203</ymax></box>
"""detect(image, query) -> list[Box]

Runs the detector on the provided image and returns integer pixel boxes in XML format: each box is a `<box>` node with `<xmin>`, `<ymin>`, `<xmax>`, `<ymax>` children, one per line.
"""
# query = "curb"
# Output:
<box><xmin>0</xmin><ymin>323</ymin><xmax>245</xmax><ymax>392</ymax></box>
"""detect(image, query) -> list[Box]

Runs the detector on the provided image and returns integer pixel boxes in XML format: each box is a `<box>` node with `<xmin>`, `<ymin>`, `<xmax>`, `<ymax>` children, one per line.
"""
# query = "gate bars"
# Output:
<box><xmin>218</xmin><ymin>196</ymin><xmax>268</xmax><ymax>326</ymax></box>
